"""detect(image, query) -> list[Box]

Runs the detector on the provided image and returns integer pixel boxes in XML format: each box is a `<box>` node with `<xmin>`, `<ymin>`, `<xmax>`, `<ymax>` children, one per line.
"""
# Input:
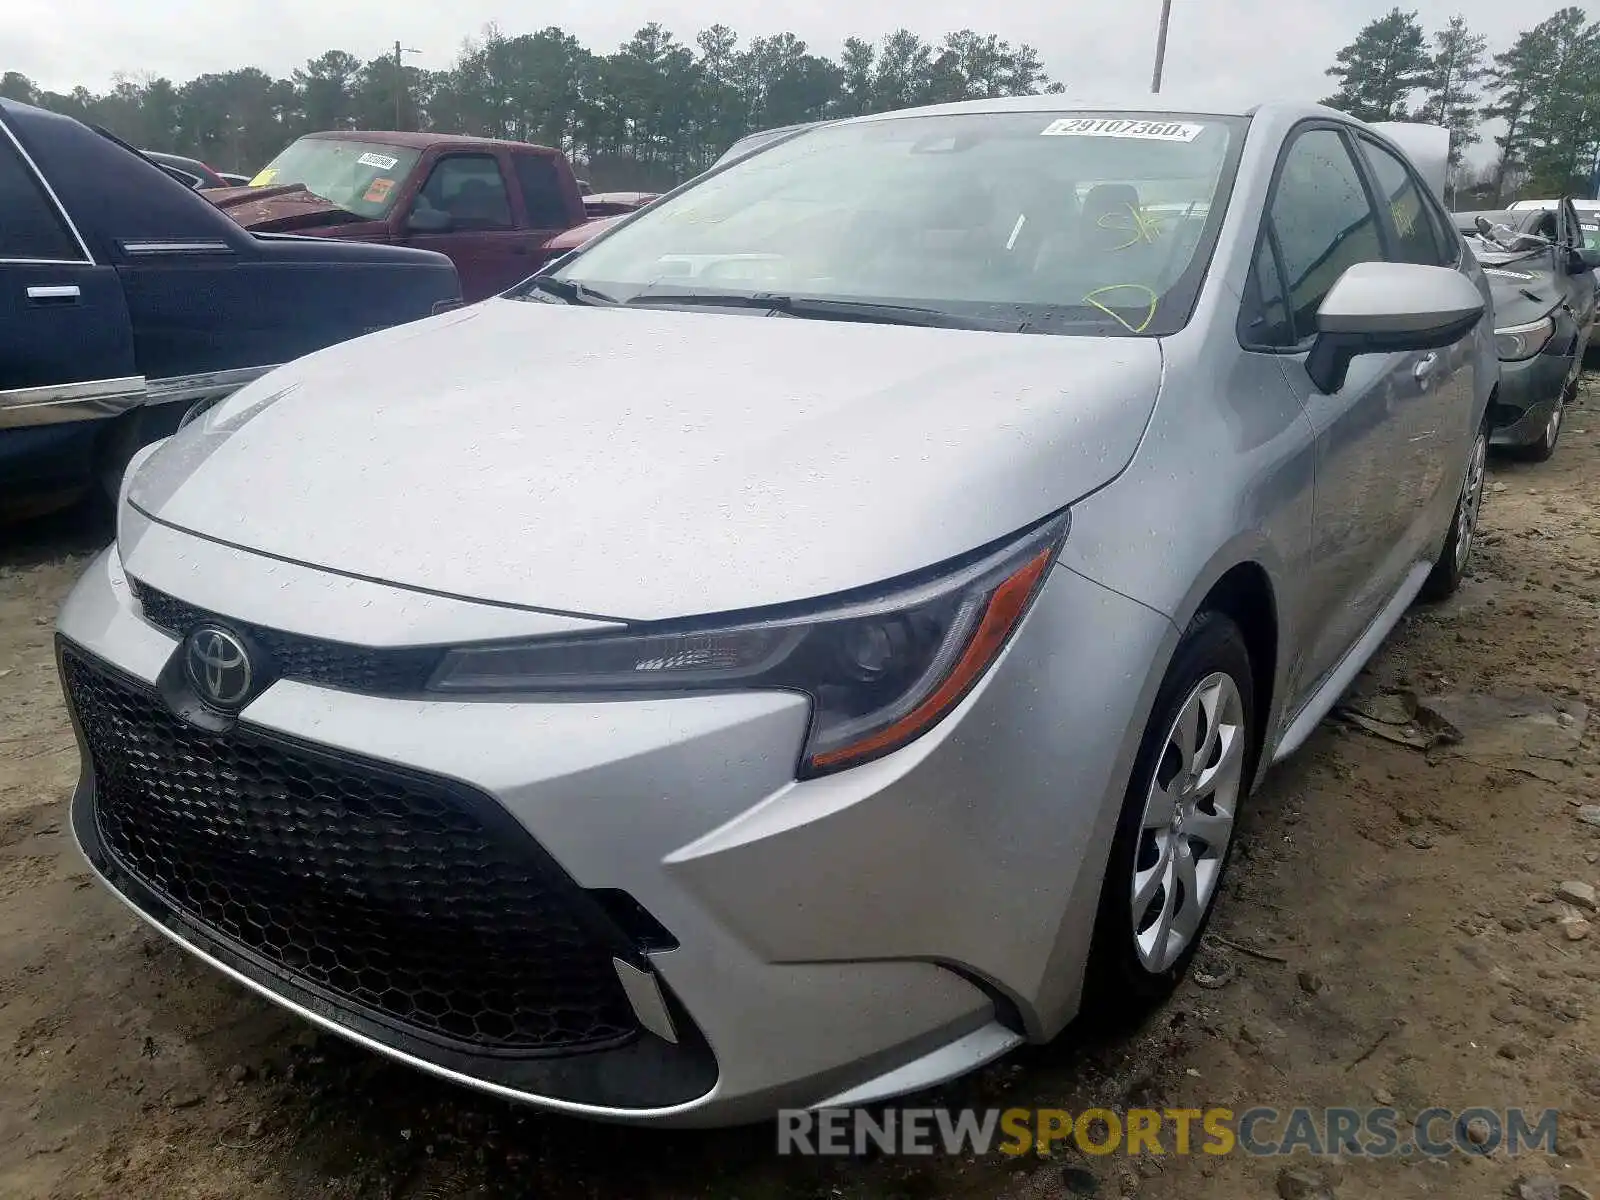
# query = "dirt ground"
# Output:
<box><xmin>3</xmin><ymin>387</ymin><xmax>1600</xmax><ymax>1200</ymax></box>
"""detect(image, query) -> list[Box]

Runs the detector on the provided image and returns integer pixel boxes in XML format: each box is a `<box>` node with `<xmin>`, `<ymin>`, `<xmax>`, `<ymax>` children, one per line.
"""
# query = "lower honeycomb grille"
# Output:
<box><xmin>61</xmin><ymin>648</ymin><xmax>641</xmax><ymax>1056</ymax></box>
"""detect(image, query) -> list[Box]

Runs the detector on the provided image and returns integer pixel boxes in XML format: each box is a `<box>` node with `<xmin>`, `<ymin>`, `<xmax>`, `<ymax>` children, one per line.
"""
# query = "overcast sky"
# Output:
<box><xmin>4</xmin><ymin>0</ymin><xmax>1543</xmax><ymax>113</ymax></box>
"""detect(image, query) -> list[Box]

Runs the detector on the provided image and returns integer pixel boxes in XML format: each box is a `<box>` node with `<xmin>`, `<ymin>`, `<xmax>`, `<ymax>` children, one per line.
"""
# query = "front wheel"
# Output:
<box><xmin>1518</xmin><ymin>390</ymin><xmax>1567</xmax><ymax>463</ymax></box>
<box><xmin>1083</xmin><ymin>611</ymin><xmax>1256</xmax><ymax>1012</ymax></box>
<box><xmin>1419</xmin><ymin>418</ymin><xmax>1489</xmax><ymax>602</ymax></box>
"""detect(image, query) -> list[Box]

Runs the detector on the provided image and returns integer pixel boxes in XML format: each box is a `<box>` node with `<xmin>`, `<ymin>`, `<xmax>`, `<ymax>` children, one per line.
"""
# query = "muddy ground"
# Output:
<box><xmin>3</xmin><ymin>388</ymin><xmax>1600</xmax><ymax>1200</ymax></box>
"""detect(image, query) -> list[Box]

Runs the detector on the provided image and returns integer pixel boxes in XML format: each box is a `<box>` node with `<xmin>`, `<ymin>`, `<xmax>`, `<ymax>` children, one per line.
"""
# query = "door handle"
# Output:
<box><xmin>26</xmin><ymin>284</ymin><xmax>80</xmax><ymax>304</ymax></box>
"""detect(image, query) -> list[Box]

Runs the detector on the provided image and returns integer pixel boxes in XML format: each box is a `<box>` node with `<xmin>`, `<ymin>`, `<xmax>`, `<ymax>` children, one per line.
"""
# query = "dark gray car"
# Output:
<box><xmin>1454</xmin><ymin>202</ymin><xmax>1600</xmax><ymax>459</ymax></box>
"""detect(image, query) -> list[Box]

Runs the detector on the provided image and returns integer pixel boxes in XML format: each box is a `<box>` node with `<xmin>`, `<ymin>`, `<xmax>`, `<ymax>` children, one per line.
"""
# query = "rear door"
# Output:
<box><xmin>1350</xmin><ymin>132</ymin><xmax>1473</xmax><ymax>554</ymax></box>
<box><xmin>510</xmin><ymin>150</ymin><xmax>582</xmax><ymax>273</ymax></box>
<box><xmin>404</xmin><ymin>151</ymin><xmax>536</xmax><ymax>300</ymax></box>
<box><xmin>0</xmin><ymin>118</ymin><xmax>139</xmax><ymax>420</ymax></box>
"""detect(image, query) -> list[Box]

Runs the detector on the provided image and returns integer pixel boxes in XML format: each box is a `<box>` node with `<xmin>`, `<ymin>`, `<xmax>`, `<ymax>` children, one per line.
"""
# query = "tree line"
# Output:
<box><xmin>1322</xmin><ymin>5</ymin><xmax>1600</xmax><ymax>203</ymax></box>
<box><xmin>0</xmin><ymin>24</ymin><xmax>1062</xmax><ymax>190</ymax></box>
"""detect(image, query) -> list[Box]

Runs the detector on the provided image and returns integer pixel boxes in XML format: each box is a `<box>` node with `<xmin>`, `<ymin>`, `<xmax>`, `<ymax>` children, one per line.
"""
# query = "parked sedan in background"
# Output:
<box><xmin>1454</xmin><ymin>202</ymin><xmax>1600</xmax><ymax>459</ymax></box>
<box><xmin>0</xmin><ymin>99</ymin><xmax>461</xmax><ymax>520</ymax></box>
<box><xmin>59</xmin><ymin>97</ymin><xmax>1492</xmax><ymax>1127</ymax></box>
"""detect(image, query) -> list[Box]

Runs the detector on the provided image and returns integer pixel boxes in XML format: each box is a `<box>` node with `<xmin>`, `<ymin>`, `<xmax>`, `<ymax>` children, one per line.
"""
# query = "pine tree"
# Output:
<box><xmin>1418</xmin><ymin>15</ymin><xmax>1488</xmax><ymax>166</ymax></box>
<box><xmin>1321</xmin><ymin>8</ymin><xmax>1430</xmax><ymax>121</ymax></box>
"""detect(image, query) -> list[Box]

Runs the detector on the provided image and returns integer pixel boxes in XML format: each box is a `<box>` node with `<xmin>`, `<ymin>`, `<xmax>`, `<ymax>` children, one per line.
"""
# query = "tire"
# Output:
<box><xmin>1516</xmin><ymin>388</ymin><xmax>1568</xmax><ymax>464</ymax></box>
<box><xmin>1419</xmin><ymin>415</ymin><xmax>1489</xmax><ymax>602</ymax></box>
<box><xmin>1082</xmin><ymin>611</ymin><xmax>1256</xmax><ymax>1014</ymax></box>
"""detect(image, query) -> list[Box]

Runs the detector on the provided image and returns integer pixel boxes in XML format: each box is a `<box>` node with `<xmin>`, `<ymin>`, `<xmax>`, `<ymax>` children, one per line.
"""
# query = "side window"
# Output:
<box><xmin>1269</xmin><ymin>129</ymin><xmax>1384</xmax><ymax>339</ymax></box>
<box><xmin>1240</xmin><ymin>232</ymin><xmax>1294</xmax><ymax>349</ymax></box>
<box><xmin>0</xmin><ymin>131</ymin><xmax>85</xmax><ymax>262</ymax></box>
<box><xmin>1355</xmin><ymin>138</ymin><xmax>1447</xmax><ymax>266</ymax></box>
<box><xmin>415</xmin><ymin>154</ymin><xmax>513</xmax><ymax>231</ymax></box>
<box><xmin>512</xmin><ymin>154</ymin><xmax>570</xmax><ymax>229</ymax></box>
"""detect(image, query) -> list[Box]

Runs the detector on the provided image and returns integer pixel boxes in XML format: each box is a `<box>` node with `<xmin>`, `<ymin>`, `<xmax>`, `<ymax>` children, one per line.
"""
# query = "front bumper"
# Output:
<box><xmin>56</xmin><ymin>527</ymin><xmax>1171</xmax><ymax>1126</ymax></box>
<box><xmin>1490</xmin><ymin>347</ymin><xmax>1572</xmax><ymax>447</ymax></box>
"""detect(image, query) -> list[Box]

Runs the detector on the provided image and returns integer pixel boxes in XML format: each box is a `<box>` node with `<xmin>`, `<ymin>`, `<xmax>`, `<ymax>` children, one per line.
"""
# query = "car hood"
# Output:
<box><xmin>205</xmin><ymin>184</ymin><xmax>370</xmax><ymax>234</ymax></box>
<box><xmin>1476</xmin><ymin>256</ymin><xmax>1562</xmax><ymax>325</ymax></box>
<box><xmin>128</xmin><ymin>299</ymin><xmax>1163</xmax><ymax>620</ymax></box>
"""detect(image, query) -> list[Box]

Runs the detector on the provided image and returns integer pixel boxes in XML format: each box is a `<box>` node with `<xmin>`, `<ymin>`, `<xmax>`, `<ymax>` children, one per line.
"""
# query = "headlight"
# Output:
<box><xmin>429</xmin><ymin>512</ymin><xmax>1069</xmax><ymax>776</ymax></box>
<box><xmin>1495</xmin><ymin>316</ymin><xmax>1555</xmax><ymax>361</ymax></box>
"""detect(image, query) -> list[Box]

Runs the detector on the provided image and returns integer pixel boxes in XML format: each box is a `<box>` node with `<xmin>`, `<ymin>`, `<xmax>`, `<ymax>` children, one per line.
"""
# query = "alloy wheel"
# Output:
<box><xmin>1131</xmin><ymin>670</ymin><xmax>1246</xmax><ymax>973</ymax></box>
<box><xmin>1454</xmin><ymin>430</ymin><xmax>1489</xmax><ymax>574</ymax></box>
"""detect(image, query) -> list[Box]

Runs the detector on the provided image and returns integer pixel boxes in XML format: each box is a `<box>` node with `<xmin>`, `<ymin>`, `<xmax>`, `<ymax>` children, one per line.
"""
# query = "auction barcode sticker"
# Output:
<box><xmin>1041</xmin><ymin>118</ymin><xmax>1204</xmax><ymax>142</ymax></box>
<box><xmin>357</xmin><ymin>152</ymin><xmax>400</xmax><ymax>170</ymax></box>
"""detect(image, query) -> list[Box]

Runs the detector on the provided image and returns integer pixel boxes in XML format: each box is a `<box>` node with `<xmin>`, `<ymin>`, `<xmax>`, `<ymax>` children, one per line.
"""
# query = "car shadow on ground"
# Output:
<box><xmin>0</xmin><ymin>503</ymin><xmax>112</xmax><ymax>571</ymax></box>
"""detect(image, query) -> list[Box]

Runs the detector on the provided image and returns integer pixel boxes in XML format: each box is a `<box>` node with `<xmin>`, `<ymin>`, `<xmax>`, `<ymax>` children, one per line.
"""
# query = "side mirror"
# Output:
<box><xmin>1305</xmin><ymin>262</ymin><xmax>1485</xmax><ymax>394</ymax></box>
<box><xmin>1475</xmin><ymin>215</ymin><xmax>1493</xmax><ymax>236</ymax></box>
<box><xmin>406</xmin><ymin>207</ymin><xmax>453</xmax><ymax>234</ymax></box>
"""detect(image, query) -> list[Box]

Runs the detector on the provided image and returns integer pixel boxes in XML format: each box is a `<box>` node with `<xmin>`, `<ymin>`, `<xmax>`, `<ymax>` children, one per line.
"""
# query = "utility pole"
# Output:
<box><xmin>1150</xmin><ymin>0</ymin><xmax>1174</xmax><ymax>93</ymax></box>
<box><xmin>394</xmin><ymin>41</ymin><xmax>420</xmax><ymax>130</ymax></box>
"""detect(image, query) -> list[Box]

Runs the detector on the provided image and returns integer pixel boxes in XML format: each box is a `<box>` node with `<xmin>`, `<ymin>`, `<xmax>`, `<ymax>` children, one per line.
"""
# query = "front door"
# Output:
<box><xmin>1558</xmin><ymin>198</ymin><xmax>1597</xmax><ymax>358</ymax></box>
<box><xmin>1245</xmin><ymin>125</ymin><xmax>1434</xmax><ymax>698</ymax></box>
<box><xmin>404</xmin><ymin>151</ymin><xmax>539</xmax><ymax>301</ymax></box>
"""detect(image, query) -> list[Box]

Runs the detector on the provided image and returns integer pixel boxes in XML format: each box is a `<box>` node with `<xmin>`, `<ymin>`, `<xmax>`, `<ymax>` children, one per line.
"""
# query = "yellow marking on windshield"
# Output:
<box><xmin>248</xmin><ymin>168</ymin><xmax>278</xmax><ymax>188</ymax></box>
<box><xmin>1096</xmin><ymin>203</ymin><xmax>1164</xmax><ymax>250</ymax></box>
<box><xmin>1084</xmin><ymin>285</ymin><xmax>1159</xmax><ymax>334</ymax></box>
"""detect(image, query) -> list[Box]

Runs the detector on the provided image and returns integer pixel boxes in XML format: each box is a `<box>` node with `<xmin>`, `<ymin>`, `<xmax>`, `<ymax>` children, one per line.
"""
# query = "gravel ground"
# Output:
<box><xmin>2</xmin><ymin>385</ymin><xmax>1599</xmax><ymax>1199</ymax></box>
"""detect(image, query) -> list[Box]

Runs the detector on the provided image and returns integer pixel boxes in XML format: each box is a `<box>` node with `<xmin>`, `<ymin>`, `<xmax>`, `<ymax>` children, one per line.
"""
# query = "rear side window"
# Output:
<box><xmin>1268</xmin><ymin>129</ymin><xmax>1383</xmax><ymax>339</ymax></box>
<box><xmin>0</xmin><ymin>130</ymin><xmax>85</xmax><ymax>261</ymax></box>
<box><xmin>513</xmin><ymin>155</ymin><xmax>570</xmax><ymax>229</ymax></box>
<box><xmin>1356</xmin><ymin>138</ymin><xmax>1449</xmax><ymax>266</ymax></box>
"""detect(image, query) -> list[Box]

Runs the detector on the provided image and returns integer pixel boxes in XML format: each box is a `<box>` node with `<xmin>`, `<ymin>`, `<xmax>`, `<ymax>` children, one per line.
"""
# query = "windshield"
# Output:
<box><xmin>247</xmin><ymin>137</ymin><xmax>421</xmax><ymax>218</ymax></box>
<box><xmin>547</xmin><ymin>111</ymin><xmax>1244</xmax><ymax>336</ymax></box>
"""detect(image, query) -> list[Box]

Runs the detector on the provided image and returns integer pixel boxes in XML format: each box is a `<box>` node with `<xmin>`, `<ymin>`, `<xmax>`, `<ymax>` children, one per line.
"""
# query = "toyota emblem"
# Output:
<box><xmin>185</xmin><ymin>626</ymin><xmax>254</xmax><ymax>709</ymax></box>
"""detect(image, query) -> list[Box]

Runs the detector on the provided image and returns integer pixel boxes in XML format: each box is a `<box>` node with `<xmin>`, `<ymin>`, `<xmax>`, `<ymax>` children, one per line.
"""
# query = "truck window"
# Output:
<box><xmin>415</xmin><ymin>155</ymin><xmax>513</xmax><ymax>231</ymax></box>
<box><xmin>513</xmin><ymin>154</ymin><xmax>570</xmax><ymax>229</ymax></box>
<box><xmin>0</xmin><ymin>132</ymin><xmax>86</xmax><ymax>262</ymax></box>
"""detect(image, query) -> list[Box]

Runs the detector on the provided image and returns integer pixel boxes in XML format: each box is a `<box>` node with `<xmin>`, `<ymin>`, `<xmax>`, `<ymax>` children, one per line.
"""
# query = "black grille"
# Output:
<box><xmin>129</xmin><ymin>578</ymin><xmax>442</xmax><ymax>694</ymax></box>
<box><xmin>62</xmin><ymin>649</ymin><xmax>641</xmax><ymax>1055</ymax></box>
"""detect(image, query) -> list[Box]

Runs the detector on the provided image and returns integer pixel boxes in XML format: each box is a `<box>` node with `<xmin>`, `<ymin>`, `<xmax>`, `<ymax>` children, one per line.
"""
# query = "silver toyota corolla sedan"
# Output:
<box><xmin>56</xmin><ymin>93</ymin><xmax>1496</xmax><ymax>1127</ymax></box>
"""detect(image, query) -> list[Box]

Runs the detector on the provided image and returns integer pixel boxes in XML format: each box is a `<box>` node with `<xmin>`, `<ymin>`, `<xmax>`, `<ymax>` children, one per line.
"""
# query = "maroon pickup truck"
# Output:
<box><xmin>206</xmin><ymin>131</ymin><xmax>649</xmax><ymax>302</ymax></box>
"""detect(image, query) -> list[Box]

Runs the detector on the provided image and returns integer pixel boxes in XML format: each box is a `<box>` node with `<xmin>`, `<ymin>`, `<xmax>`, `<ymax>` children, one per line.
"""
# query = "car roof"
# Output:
<box><xmin>304</xmin><ymin>129</ymin><xmax>564</xmax><ymax>157</ymax></box>
<box><xmin>831</xmin><ymin>92</ymin><xmax>1348</xmax><ymax>123</ymax></box>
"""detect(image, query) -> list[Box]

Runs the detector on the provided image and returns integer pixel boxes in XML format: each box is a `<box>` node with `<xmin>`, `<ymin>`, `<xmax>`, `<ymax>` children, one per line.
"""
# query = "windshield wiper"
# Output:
<box><xmin>623</xmin><ymin>290</ymin><xmax>1021</xmax><ymax>331</ymax></box>
<box><xmin>521</xmin><ymin>276</ymin><xmax>618</xmax><ymax>306</ymax></box>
